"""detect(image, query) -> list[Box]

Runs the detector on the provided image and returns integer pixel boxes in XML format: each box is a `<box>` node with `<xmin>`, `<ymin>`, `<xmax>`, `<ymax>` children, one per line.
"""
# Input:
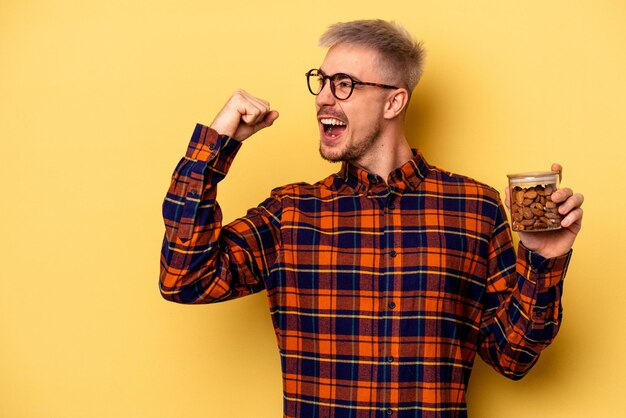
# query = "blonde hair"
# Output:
<box><xmin>319</xmin><ymin>19</ymin><xmax>425</xmax><ymax>93</ymax></box>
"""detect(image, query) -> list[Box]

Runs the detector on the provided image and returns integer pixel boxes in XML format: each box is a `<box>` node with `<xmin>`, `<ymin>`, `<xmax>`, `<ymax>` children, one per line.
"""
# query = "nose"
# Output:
<box><xmin>315</xmin><ymin>80</ymin><xmax>336</xmax><ymax>108</ymax></box>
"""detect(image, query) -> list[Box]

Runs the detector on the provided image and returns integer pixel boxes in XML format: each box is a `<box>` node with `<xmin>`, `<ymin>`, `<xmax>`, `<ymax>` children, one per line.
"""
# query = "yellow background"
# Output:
<box><xmin>1</xmin><ymin>0</ymin><xmax>625</xmax><ymax>417</ymax></box>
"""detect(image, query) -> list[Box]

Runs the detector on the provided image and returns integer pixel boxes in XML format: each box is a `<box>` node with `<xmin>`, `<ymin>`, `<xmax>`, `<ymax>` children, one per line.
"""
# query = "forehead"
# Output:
<box><xmin>320</xmin><ymin>43</ymin><xmax>383</xmax><ymax>79</ymax></box>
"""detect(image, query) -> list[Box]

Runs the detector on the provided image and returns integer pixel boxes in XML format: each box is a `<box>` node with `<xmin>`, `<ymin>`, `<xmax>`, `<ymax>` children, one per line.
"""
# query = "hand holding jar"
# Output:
<box><xmin>505</xmin><ymin>164</ymin><xmax>584</xmax><ymax>259</ymax></box>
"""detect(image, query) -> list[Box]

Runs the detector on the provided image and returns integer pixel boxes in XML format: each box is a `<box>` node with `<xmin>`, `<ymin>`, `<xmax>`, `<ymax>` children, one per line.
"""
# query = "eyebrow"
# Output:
<box><xmin>319</xmin><ymin>68</ymin><xmax>363</xmax><ymax>82</ymax></box>
<box><xmin>346</xmin><ymin>73</ymin><xmax>363</xmax><ymax>82</ymax></box>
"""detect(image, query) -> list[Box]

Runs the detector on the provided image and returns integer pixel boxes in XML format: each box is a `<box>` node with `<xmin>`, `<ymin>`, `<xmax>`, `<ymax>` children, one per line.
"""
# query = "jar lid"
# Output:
<box><xmin>507</xmin><ymin>171</ymin><xmax>560</xmax><ymax>184</ymax></box>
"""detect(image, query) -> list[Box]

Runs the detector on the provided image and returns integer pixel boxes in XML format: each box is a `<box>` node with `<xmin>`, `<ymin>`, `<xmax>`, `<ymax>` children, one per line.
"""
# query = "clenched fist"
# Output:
<box><xmin>210</xmin><ymin>90</ymin><xmax>279</xmax><ymax>141</ymax></box>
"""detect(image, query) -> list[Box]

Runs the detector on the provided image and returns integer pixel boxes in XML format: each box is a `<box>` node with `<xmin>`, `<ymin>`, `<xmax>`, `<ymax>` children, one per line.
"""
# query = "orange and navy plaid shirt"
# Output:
<box><xmin>160</xmin><ymin>124</ymin><xmax>571</xmax><ymax>418</ymax></box>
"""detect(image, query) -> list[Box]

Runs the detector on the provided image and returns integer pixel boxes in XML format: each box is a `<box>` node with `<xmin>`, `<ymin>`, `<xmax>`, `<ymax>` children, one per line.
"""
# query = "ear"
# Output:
<box><xmin>383</xmin><ymin>88</ymin><xmax>409</xmax><ymax>119</ymax></box>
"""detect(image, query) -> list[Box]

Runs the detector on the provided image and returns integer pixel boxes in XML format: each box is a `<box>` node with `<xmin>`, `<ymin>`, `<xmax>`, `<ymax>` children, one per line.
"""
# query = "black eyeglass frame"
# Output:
<box><xmin>305</xmin><ymin>68</ymin><xmax>400</xmax><ymax>100</ymax></box>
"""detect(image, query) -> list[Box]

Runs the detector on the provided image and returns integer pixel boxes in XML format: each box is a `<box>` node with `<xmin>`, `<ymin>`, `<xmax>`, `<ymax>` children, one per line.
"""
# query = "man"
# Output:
<box><xmin>160</xmin><ymin>20</ymin><xmax>583</xmax><ymax>418</ymax></box>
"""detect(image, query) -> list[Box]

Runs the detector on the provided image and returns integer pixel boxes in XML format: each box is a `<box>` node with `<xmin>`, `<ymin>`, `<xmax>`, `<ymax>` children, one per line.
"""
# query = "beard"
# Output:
<box><xmin>319</xmin><ymin>123</ymin><xmax>381</xmax><ymax>163</ymax></box>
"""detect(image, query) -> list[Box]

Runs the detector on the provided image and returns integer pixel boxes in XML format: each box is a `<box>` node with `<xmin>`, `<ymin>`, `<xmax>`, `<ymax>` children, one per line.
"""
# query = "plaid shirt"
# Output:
<box><xmin>160</xmin><ymin>124</ymin><xmax>571</xmax><ymax>418</ymax></box>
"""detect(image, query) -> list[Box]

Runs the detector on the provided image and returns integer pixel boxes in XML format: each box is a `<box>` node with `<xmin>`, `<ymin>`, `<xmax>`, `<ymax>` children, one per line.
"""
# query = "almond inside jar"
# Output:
<box><xmin>510</xmin><ymin>183</ymin><xmax>561</xmax><ymax>232</ymax></box>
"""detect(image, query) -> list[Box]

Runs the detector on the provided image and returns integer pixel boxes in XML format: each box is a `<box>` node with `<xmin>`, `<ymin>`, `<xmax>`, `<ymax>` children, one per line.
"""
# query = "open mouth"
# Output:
<box><xmin>320</xmin><ymin>117</ymin><xmax>347</xmax><ymax>139</ymax></box>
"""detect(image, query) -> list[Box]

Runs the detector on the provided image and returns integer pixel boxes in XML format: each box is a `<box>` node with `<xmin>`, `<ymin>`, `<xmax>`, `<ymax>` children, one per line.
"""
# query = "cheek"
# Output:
<box><xmin>350</xmin><ymin>104</ymin><xmax>382</xmax><ymax>128</ymax></box>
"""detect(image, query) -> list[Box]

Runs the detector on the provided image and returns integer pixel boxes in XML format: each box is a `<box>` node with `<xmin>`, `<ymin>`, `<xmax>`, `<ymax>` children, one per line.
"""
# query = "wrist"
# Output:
<box><xmin>520</xmin><ymin>241</ymin><xmax>569</xmax><ymax>260</ymax></box>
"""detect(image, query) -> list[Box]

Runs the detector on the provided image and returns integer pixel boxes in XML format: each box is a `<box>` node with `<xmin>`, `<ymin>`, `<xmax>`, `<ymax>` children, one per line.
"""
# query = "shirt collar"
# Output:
<box><xmin>339</xmin><ymin>149</ymin><xmax>430</xmax><ymax>194</ymax></box>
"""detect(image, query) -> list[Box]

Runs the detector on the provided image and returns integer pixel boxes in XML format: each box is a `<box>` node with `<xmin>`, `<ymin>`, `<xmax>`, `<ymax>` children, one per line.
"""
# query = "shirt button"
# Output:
<box><xmin>371</xmin><ymin>178</ymin><xmax>378</xmax><ymax>184</ymax></box>
<box><xmin>390</xmin><ymin>250</ymin><xmax>397</xmax><ymax>257</ymax></box>
<box><xmin>388</xmin><ymin>203</ymin><xmax>395</xmax><ymax>210</ymax></box>
<box><xmin>388</xmin><ymin>301</ymin><xmax>396</xmax><ymax>309</ymax></box>
<box><xmin>190</xmin><ymin>189</ymin><xmax>198</xmax><ymax>197</ymax></box>
<box><xmin>386</xmin><ymin>408</ymin><xmax>394</xmax><ymax>416</ymax></box>
<box><xmin>209</xmin><ymin>143</ymin><xmax>216</xmax><ymax>150</ymax></box>
<box><xmin>534</xmin><ymin>309</ymin><xmax>544</xmax><ymax>317</ymax></box>
<box><xmin>386</xmin><ymin>356</ymin><xmax>394</xmax><ymax>363</ymax></box>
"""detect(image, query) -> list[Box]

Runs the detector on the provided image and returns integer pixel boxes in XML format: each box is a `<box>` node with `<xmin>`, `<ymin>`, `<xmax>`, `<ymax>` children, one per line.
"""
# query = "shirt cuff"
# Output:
<box><xmin>185</xmin><ymin>123</ymin><xmax>242</xmax><ymax>164</ymax></box>
<box><xmin>518</xmin><ymin>242</ymin><xmax>572</xmax><ymax>288</ymax></box>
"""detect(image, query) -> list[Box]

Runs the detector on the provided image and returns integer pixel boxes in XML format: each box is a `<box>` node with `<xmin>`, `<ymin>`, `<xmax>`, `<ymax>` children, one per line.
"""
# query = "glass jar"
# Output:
<box><xmin>507</xmin><ymin>171</ymin><xmax>562</xmax><ymax>232</ymax></box>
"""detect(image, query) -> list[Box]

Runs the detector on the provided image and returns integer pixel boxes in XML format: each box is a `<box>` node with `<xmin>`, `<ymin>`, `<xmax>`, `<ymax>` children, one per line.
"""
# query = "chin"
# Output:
<box><xmin>318</xmin><ymin>142</ymin><xmax>347</xmax><ymax>162</ymax></box>
<box><xmin>319</xmin><ymin>147</ymin><xmax>342</xmax><ymax>162</ymax></box>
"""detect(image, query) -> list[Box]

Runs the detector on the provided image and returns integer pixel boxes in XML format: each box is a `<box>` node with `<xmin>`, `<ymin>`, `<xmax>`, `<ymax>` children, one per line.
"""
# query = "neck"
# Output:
<box><xmin>351</xmin><ymin>126</ymin><xmax>413</xmax><ymax>182</ymax></box>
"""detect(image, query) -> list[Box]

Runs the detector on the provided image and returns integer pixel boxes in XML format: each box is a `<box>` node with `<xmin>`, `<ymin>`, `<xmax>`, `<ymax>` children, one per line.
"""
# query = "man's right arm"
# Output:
<box><xmin>159</xmin><ymin>91</ymin><xmax>280</xmax><ymax>304</ymax></box>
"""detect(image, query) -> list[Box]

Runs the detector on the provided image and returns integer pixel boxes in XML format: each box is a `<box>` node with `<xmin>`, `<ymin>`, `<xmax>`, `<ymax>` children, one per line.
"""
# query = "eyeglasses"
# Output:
<box><xmin>305</xmin><ymin>68</ymin><xmax>399</xmax><ymax>100</ymax></box>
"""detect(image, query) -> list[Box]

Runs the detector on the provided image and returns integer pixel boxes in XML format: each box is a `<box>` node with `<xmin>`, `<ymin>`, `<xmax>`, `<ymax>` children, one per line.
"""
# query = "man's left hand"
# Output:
<box><xmin>505</xmin><ymin>163</ymin><xmax>584</xmax><ymax>259</ymax></box>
